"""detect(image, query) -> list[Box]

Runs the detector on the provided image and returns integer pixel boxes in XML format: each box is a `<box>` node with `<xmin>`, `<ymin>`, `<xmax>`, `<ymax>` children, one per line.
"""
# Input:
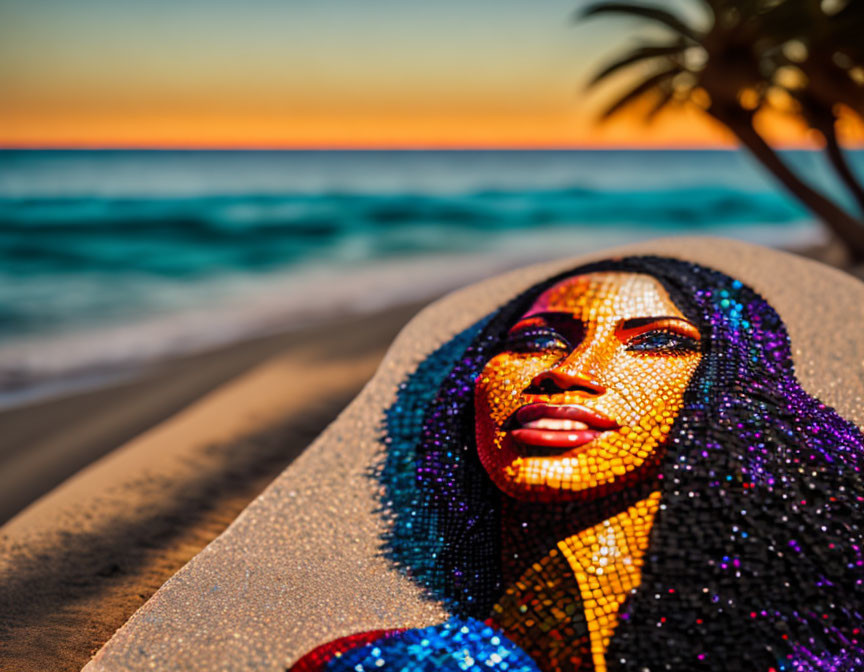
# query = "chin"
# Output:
<box><xmin>488</xmin><ymin>454</ymin><xmax>652</xmax><ymax>503</ymax></box>
<box><xmin>479</xmin><ymin>435</ymin><xmax>614</xmax><ymax>503</ymax></box>
<box><xmin>489</xmin><ymin>462</ymin><xmax>599</xmax><ymax>503</ymax></box>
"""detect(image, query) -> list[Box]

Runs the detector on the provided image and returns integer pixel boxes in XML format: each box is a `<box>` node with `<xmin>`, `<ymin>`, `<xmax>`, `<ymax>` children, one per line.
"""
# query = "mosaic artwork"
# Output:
<box><xmin>290</xmin><ymin>257</ymin><xmax>864</xmax><ymax>672</ymax></box>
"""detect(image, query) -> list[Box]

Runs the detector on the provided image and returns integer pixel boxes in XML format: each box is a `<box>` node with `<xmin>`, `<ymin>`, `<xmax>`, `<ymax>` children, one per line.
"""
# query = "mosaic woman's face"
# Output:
<box><xmin>474</xmin><ymin>272</ymin><xmax>703</xmax><ymax>501</ymax></box>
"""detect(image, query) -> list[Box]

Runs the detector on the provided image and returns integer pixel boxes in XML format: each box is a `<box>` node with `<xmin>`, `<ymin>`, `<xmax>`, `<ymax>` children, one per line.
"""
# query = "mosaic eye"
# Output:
<box><xmin>625</xmin><ymin>329</ymin><xmax>699</xmax><ymax>354</ymax></box>
<box><xmin>504</xmin><ymin>327</ymin><xmax>570</xmax><ymax>354</ymax></box>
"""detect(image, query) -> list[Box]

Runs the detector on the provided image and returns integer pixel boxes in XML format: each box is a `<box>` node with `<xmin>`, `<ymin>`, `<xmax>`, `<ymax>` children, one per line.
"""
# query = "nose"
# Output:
<box><xmin>527</xmin><ymin>367</ymin><xmax>606</xmax><ymax>397</ymax></box>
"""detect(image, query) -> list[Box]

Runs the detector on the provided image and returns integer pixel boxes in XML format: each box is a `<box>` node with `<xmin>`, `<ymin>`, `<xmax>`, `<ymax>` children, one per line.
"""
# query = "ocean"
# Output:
<box><xmin>0</xmin><ymin>149</ymin><xmax>854</xmax><ymax>405</ymax></box>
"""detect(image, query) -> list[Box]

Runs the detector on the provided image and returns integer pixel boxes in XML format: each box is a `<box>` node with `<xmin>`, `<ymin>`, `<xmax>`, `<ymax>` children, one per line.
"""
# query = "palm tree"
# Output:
<box><xmin>579</xmin><ymin>0</ymin><xmax>864</xmax><ymax>261</ymax></box>
<box><xmin>760</xmin><ymin>0</ymin><xmax>864</xmax><ymax>216</ymax></box>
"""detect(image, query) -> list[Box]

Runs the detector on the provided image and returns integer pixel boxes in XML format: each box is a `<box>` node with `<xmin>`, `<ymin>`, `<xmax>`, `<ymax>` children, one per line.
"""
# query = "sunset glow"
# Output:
<box><xmin>0</xmin><ymin>0</ymin><xmax>857</xmax><ymax>149</ymax></box>
<box><xmin>1</xmin><ymin>109</ymin><xmax>741</xmax><ymax>150</ymax></box>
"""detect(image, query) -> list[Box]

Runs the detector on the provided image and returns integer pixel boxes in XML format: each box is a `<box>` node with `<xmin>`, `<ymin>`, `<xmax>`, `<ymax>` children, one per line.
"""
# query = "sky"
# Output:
<box><xmin>0</xmin><ymin>0</ymin><xmax>852</xmax><ymax>149</ymax></box>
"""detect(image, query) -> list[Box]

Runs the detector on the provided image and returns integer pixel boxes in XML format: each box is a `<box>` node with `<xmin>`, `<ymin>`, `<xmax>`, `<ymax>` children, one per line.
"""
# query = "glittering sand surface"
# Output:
<box><xmin>1</xmin><ymin>238</ymin><xmax>862</xmax><ymax>672</ymax></box>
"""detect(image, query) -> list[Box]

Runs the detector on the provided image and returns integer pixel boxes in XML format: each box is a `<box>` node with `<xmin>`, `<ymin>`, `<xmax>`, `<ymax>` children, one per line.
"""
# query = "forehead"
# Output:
<box><xmin>523</xmin><ymin>271</ymin><xmax>684</xmax><ymax>321</ymax></box>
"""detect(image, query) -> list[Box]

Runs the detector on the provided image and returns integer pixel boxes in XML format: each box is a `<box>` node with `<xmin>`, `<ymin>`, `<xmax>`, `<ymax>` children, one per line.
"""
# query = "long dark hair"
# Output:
<box><xmin>377</xmin><ymin>256</ymin><xmax>863</xmax><ymax>671</ymax></box>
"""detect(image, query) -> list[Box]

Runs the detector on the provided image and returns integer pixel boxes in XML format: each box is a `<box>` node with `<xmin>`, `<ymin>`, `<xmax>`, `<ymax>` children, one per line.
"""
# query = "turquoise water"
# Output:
<box><xmin>0</xmin><ymin>149</ymin><xmax>852</xmax><ymax>397</ymax></box>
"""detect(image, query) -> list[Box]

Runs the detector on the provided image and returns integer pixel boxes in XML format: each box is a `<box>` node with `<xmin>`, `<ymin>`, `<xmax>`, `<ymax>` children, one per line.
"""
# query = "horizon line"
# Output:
<box><xmin>2</xmin><ymin>145</ymin><xmax>744</xmax><ymax>152</ymax></box>
<box><xmin>4</xmin><ymin>142</ymin><xmax>859</xmax><ymax>151</ymax></box>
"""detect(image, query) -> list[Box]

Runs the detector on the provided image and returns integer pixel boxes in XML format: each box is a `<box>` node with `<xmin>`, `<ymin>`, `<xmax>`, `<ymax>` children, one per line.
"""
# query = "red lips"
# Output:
<box><xmin>510</xmin><ymin>403</ymin><xmax>620</xmax><ymax>452</ymax></box>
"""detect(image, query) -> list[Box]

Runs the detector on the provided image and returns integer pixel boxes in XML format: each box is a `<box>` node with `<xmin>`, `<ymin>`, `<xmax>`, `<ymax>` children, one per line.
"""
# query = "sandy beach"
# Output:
<box><xmin>4</xmin><ymin>0</ymin><xmax>864</xmax><ymax>660</ymax></box>
<box><xmin>0</xmin><ymin>240</ymin><xmax>857</xmax><ymax>672</ymax></box>
<box><xmin>0</xmin><ymin>301</ymin><xmax>425</xmax><ymax>672</ymax></box>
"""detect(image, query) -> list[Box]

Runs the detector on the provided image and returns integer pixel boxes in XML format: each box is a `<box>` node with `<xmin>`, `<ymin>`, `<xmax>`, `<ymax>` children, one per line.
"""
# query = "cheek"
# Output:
<box><xmin>608</xmin><ymin>354</ymin><xmax>700</xmax><ymax>428</ymax></box>
<box><xmin>475</xmin><ymin>354</ymin><xmax>556</xmax><ymax>425</ymax></box>
<box><xmin>474</xmin><ymin>365</ymin><xmax>505</xmax><ymax>472</ymax></box>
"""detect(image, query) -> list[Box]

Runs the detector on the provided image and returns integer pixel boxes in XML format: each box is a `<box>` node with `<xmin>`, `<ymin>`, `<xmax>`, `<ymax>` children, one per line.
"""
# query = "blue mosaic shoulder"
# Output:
<box><xmin>323</xmin><ymin>618</ymin><xmax>541</xmax><ymax>672</ymax></box>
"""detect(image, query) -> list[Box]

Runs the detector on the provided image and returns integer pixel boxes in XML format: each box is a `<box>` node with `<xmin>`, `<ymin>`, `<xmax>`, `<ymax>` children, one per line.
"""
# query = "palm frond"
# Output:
<box><xmin>587</xmin><ymin>42</ymin><xmax>689</xmax><ymax>88</ymax></box>
<box><xmin>600</xmin><ymin>65</ymin><xmax>683</xmax><ymax>119</ymax></box>
<box><xmin>646</xmin><ymin>85</ymin><xmax>677</xmax><ymax>121</ymax></box>
<box><xmin>579</xmin><ymin>2</ymin><xmax>700</xmax><ymax>42</ymax></box>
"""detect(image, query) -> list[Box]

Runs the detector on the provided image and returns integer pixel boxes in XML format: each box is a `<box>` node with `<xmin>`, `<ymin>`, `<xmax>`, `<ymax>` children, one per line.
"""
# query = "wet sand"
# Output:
<box><xmin>0</xmin><ymin>303</ymin><xmax>422</xmax><ymax>525</ymax></box>
<box><xmin>0</xmin><ymin>302</ymin><xmax>425</xmax><ymax>672</ymax></box>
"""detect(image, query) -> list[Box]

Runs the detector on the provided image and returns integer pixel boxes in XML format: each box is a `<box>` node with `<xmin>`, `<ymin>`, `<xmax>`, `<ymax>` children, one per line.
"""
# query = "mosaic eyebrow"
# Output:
<box><xmin>515</xmin><ymin>311</ymin><xmax>580</xmax><ymax>323</ymax></box>
<box><xmin>619</xmin><ymin>316</ymin><xmax>692</xmax><ymax>330</ymax></box>
<box><xmin>507</xmin><ymin>312</ymin><xmax>581</xmax><ymax>335</ymax></box>
<box><xmin>618</xmin><ymin>316</ymin><xmax>701</xmax><ymax>341</ymax></box>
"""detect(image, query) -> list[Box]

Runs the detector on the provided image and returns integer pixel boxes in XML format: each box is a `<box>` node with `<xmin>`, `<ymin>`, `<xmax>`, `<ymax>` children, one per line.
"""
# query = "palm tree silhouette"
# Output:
<box><xmin>579</xmin><ymin>0</ymin><xmax>864</xmax><ymax>261</ymax></box>
<box><xmin>762</xmin><ymin>0</ymin><xmax>864</xmax><ymax>215</ymax></box>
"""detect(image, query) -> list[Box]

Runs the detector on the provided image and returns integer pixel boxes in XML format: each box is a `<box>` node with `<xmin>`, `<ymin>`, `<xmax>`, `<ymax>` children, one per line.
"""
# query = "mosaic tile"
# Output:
<box><xmin>289</xmin><ymin>256</ymin><xmax>863</xmax><ymax>671</ymax></box>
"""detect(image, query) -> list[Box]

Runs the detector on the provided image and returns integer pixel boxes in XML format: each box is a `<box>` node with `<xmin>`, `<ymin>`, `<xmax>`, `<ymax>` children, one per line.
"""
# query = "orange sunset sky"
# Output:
<box><xmin>1</xmin><ymin>0</ymin><xmax>858</xmax><ymax>149</ymax></box>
